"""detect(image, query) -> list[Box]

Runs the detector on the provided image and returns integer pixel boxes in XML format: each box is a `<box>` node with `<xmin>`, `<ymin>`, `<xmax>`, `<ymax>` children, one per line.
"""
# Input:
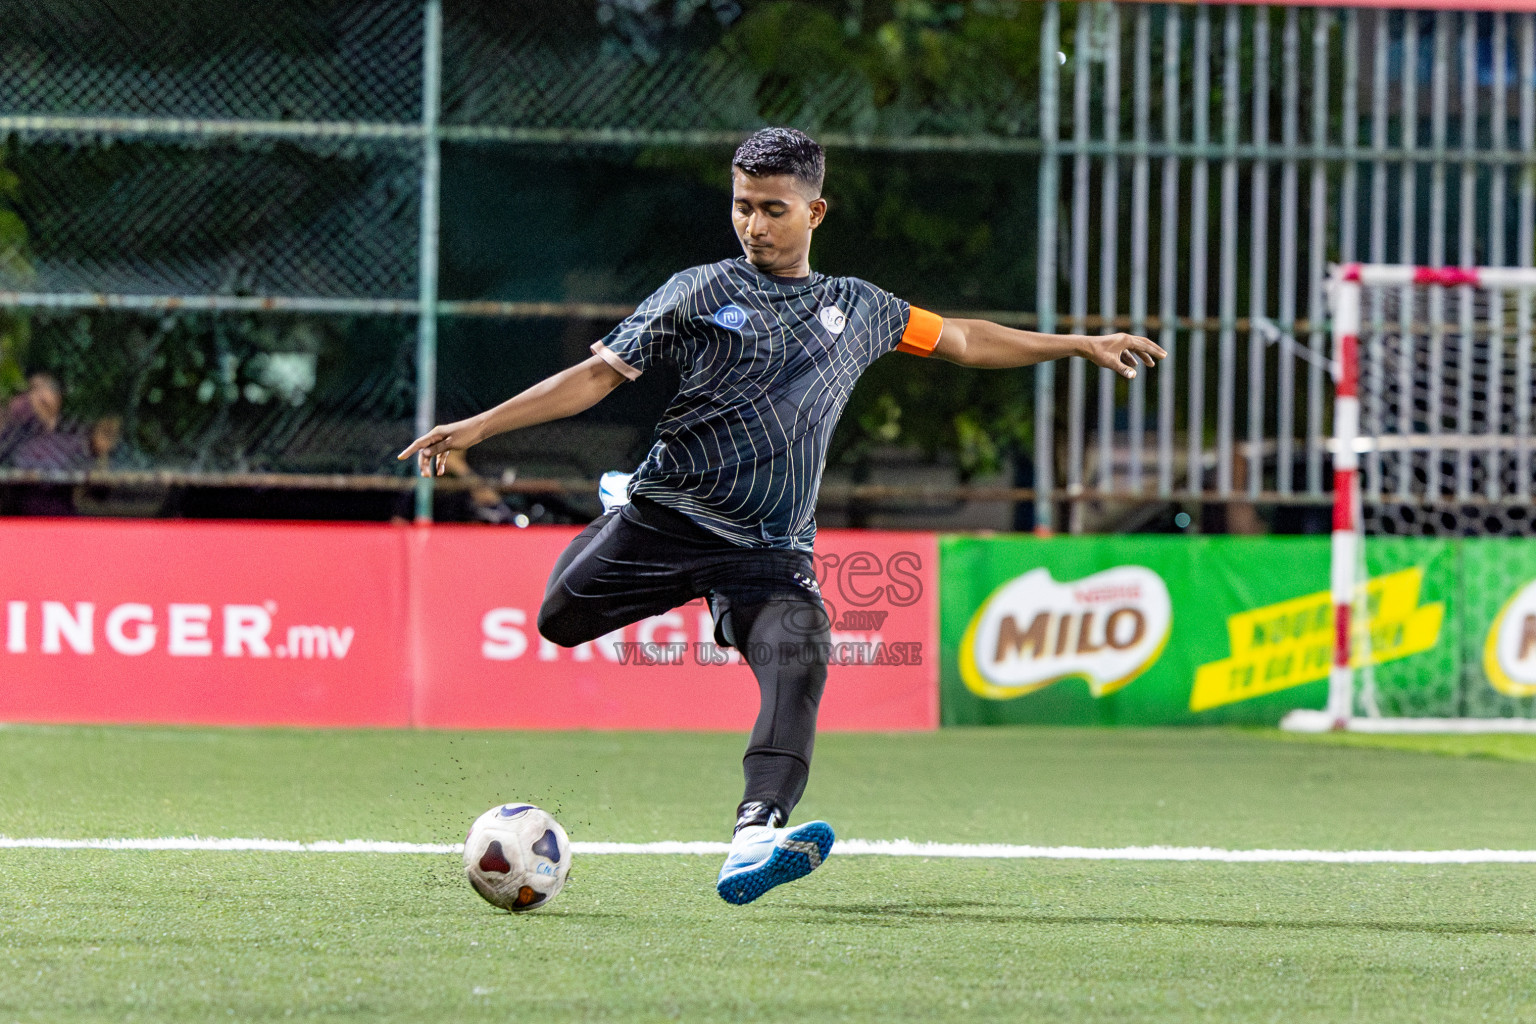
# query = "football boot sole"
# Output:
<box><xmin>716</xmin><ymin>821</ymin><xmax>835</xmax><ymax>906</ymax></box>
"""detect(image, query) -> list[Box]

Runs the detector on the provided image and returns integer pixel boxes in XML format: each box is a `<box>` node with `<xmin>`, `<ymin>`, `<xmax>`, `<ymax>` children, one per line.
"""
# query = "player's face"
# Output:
<box><xmin>730</xmin><ymin>168</ymin><xmax>826</xmax><ymax>277</ymax></box>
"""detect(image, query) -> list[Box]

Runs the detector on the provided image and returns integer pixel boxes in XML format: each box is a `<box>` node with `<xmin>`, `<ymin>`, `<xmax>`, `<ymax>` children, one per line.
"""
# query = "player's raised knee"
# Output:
<box><xmin>535</xmin><ymin>593</ymin><xmax>591</xmax><ymax>648</ymax></box>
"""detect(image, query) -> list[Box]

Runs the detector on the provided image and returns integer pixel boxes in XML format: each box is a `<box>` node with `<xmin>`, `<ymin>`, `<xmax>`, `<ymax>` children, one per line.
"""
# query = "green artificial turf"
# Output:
<box><xmin>3</xmin><ymin>725</ymin><xmax>1535</xmax><ymax>1023</ymax></box>
<box><xmin>1272</xmin><ymin>728</ymin><xmax>1536</xmax><ymax>764</ymax></box>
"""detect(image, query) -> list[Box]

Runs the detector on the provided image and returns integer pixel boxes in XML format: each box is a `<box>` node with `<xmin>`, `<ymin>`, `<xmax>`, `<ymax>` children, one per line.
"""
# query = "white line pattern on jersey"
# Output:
<box><xmin>594</xmin><ymin>258</ymin><xmax>911</xmax><ymax>551</ymax></box>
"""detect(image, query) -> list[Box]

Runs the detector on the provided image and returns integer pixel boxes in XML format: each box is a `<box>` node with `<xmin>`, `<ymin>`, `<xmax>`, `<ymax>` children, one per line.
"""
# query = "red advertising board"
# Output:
<box><xmin>0</xmin><ymin>519</ymin><xmax>412</xmax><ymax>727</ymax></box>
<box><xmin>0</xmin><ymin>519</ymin><xmax>936</xmax><ymax>731</ymax></box>
<box><xmin>414</xmin><ymin>526</ymin><xmax>938</xmax><ymax>731</ymax></box>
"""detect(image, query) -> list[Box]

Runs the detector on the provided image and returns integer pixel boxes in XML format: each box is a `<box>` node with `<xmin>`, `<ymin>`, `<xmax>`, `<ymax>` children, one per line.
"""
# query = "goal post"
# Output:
<box><xmin>1326</xmin><ymin>267</ymin><xmax>1361</xmax><ymax>732</ymax></box>
<box><xmin>1283</xmin><ymin>263</ymin><xmax>1536</xmax><ymax>734</ymax></box>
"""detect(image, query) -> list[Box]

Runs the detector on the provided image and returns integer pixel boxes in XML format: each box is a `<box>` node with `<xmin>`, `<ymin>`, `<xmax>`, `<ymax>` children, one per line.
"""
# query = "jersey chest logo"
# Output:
<box><xmin>818</xmin><ymin>306</ymin><xmax>847</xmax><ymax>335</ymax></box>
<box><xmin>712</xmin><ymin>304</ymin><xmax>749</xmax><ymax>331</ymax></box>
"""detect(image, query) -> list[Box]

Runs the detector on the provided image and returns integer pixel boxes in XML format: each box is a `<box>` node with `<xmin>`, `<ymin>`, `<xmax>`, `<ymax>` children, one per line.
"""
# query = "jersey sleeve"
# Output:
<box><xmin>590</xmin><ymin>273</ymin><xmax>693</xmax><ymax>380</ymax></box>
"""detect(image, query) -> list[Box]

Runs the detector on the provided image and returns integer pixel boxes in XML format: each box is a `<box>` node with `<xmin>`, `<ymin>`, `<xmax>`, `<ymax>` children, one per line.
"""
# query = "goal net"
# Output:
<box><xmin>1284</xmin><ymin>264</ymin><xmax>1536</xmax><ymax>733</ymax></box>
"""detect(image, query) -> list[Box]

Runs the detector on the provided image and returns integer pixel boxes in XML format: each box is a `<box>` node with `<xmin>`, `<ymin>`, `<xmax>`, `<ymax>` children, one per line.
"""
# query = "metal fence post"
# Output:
<box><xmin>1035</xmin><ymin>1</ymin><xmax>1061</xmax><ymax>534</ymax></box>
<box><xmin>1187</xmin><ymin>6</ymin><xmax>1211</xmax><ymax>499</ymax></box>
<box><xmin>1248</xmin><ymin>7</ymin><xmax>1271</xmax><ymax>500</ymax></box>
<box><xmin>1216</xmin><ymin>5</ymin><xmax>1239</xmax><ymax>499</ymax></box>
<box><xmin>414</xmin><ymin>0</ymin><xmax>444</xmax><ymax>523</ymax></box>
<box><xmin>1157</xmin><ymin>5</ymin><xmax>1181</xmax><ymax>499</ymax></box>
<box><xmin>1098</xmin><ymin>2</ymin><xmax>1123</xmax><ymax>500</ymax></box>
<box><xmin>1518</xmin><ymin>14</ymin><xmax>1535</xmax><ymax>499</ymax></box>
<box><xmin>1489</xmin><ymin>11</ymin><xmax>1509</xmax><ymax>502</ymax></box>
<box><xmin>1067</xmin><ymin>2</ymin><xmax>1092</xmax><ymax>533</ymax></box>
<box><xmin>1128</xmin><ymin>3</ymin><xmax>1151</xmax><ymax>495</ymax></box>
<box><xmin>1306</xmin><ymin>8</ymin><xmax>1331</xmax><ymax>496</ymax></box>
<box><xmin>1278</xmin><ymin>6</ymin><xmax>1301</xmax><ymax>496</ymax></box>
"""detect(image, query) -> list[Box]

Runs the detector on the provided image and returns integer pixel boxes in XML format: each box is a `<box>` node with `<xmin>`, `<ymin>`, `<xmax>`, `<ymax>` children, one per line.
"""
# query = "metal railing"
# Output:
<box><xmin>1034</xmin><ymin>3</ymin><xmax>1536</xmax><ymax>529</ymax></box>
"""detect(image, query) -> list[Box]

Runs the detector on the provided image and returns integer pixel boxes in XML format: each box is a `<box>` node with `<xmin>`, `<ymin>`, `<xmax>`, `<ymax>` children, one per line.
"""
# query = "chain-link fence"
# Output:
<box><xmin>0</xmin><ymin>0</ymin><xmax>426</xmax><ymax>513</ymax></box>
<box><xmin>3</xmin><ymin>2</ymin><xmax>1535</xmax><ymax>530</ymax></box>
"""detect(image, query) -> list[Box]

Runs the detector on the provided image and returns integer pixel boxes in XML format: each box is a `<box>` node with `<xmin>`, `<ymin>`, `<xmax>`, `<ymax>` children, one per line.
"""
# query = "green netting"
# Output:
<box><xmin>4</xmin><ymin>141</ymin><xmax>419</xmax><ymax>300</ymax></box>
<box><xmin>0</xmin><ymin>0</ymin><xmax>426</xmax><ymax>479</ymax></box>
<box><xmin>1</xmin><ymin>0</ymin><xmax>423</xmax><ymax>122</ymax></box>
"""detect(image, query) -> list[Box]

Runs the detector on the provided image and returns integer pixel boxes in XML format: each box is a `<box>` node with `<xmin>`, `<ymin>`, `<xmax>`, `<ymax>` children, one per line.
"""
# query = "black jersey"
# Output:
<box><xmin>591</xmin><ymin>258</ymin><xmax>938</xmax><ymax>552</ymax></box>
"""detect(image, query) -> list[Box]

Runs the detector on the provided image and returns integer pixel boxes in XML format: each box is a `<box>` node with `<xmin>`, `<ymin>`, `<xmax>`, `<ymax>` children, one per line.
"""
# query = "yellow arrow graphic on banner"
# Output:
<box><xmin>1188</xmin><ymin>568</ymin><xmax>1443</xmax><ymax>713</ymax></box>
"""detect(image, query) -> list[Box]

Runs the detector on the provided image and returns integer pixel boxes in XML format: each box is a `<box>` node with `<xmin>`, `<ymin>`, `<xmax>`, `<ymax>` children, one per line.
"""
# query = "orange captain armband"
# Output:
<box><xmin>896</xmin><ymin>305</ymin><xmax>944</xmax><ymax>356</ymax></box>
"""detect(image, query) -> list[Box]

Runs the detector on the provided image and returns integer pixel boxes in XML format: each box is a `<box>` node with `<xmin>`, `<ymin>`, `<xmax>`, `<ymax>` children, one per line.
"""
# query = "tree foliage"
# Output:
<box><xmin>0</xmin><ymin>147</ymin><xmax>30</xmax><ymax>396</ymax></box>
<box><xmin>708</xmin><ymin>1</ymin><xmax>1049</xmax><ymax>478</ymax></box>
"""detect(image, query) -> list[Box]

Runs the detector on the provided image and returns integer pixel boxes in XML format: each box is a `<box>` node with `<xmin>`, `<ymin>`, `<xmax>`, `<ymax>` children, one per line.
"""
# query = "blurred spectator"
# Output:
<box><xmin>0</xmin><ymin>374</ymin><xmax>91</xmax><ymax>516</ymax></box>
<box><xmin>392</xmin><ymin>449</ymin><xmax>518</xmax><ymax>524</ymax></box>
<box><xmin>0</xmin><ymin>372</ymin><xmax>63</xmax><ymax>463</ymax></box>
<box><xmin>88</xmin><ymin>416</ymin><xmax>123</xmax><ymax>466</ymax></box>
<box><xmin>0</xmin><ymin>377</ymin><xmax>126</xmax><ymax>517</ymax></box>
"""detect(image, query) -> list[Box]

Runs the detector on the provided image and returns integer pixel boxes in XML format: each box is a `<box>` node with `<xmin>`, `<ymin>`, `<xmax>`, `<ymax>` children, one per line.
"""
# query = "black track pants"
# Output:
<box><xmin>536</xmin><ymin>497</ymin><xmax>829</xmax><ymax>823</ymax></box>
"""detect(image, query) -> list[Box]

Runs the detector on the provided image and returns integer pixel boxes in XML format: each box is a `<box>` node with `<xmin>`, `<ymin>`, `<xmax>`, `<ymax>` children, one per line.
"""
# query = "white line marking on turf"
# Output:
<box><xmin>0</xmin><ymin>837</ymin><xmax>460</xmax><ymax>854</ymax></box>
<box><xmin>832</xmin><ymin>841</ymin><xmax>1536</xmax><ymax>863</ymax></box>
<box><xmin>3</xmin><ymin>837</ymin><xmax>1536</xmax><ymax>864</ymax></box>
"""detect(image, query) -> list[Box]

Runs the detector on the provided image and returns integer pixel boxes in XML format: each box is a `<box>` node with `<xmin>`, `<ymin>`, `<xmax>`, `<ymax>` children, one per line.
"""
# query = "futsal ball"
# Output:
<box><xmin>463</xmin><ymin>803</ymin><xmax>572</xmax><ymax>912</ymax></box>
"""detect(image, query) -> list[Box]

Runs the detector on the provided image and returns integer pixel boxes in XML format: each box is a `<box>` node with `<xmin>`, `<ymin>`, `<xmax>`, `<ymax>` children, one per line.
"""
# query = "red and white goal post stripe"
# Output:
<box><xmin>1282</xmin><ymin>263</ymin><xmax>1536</xmax><ymax>734</ymax></box>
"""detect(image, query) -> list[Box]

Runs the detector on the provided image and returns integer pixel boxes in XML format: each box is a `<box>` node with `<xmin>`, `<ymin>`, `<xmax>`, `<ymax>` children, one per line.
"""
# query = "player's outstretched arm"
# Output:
<box><xmin>398</xmin><ymin>354</ymin><xmax>627</xmax><ymax>476</ymax></box>
<box><xmin>930</xmin><ymin>318</ymin><xmax>1166</xmax><ymax>379</ymax></box>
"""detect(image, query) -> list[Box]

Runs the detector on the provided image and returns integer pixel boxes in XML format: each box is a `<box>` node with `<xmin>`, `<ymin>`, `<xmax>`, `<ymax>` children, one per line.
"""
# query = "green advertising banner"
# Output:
<box><xmin>1453</xmin><ymin>540</ymin><xmax>1536</xmax><ymax>718</ymax></box>
<box><xmin>939</xmin><ymin>535</ymin><xmax>1457</xmax><ymax>726</ymax></box>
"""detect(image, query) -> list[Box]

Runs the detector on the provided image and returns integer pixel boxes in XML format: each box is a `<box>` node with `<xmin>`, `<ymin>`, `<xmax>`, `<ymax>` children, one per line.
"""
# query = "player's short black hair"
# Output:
<box><xmin>731</xmin><ymin>127</ymin><xmax>824</xmax><ymax>198</ymax></box>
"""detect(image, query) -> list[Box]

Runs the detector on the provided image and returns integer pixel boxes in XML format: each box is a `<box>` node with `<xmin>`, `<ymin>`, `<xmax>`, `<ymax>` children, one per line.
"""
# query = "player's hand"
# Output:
<box><xmin>1083</xmin><ymin>333</ymin><xmax>1167</xmax><ymax>380</ymax></box>
<box><xmin>397</xmin><ymin>417</ymin><xmax>486</xmax><ymax>476</ymax></box>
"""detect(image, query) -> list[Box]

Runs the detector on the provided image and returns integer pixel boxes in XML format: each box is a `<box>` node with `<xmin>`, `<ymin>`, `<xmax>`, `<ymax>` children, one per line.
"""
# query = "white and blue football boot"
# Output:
<box><xmin>716</xmin><ymin>814</ymin><xmax>836</xmax><ymax>905</ymax></box>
